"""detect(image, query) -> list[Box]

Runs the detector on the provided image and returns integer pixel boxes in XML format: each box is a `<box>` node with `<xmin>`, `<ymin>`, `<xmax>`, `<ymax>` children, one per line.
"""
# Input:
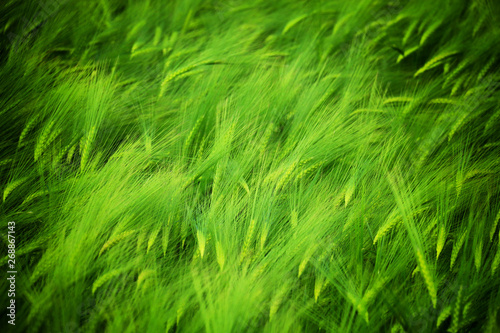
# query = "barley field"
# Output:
<box><xmin>1</xmin><ymin>0</ymin><xmax>500</xmax><ymax>332</ymax></box>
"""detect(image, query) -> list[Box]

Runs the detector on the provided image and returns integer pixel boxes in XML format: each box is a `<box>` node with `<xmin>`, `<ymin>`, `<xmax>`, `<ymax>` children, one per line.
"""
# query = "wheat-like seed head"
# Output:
<box><xmin>449</xmin><ymin>286</ymin><xmax>463</xmax><ymax>333</ymax></box>
<box><xmin>491</xmin><ymin>235</ymin><xmax>500</xmax><ymax>276</ymax></box>
<box><xmin>137</xmin><ymin>269</ymin><xmax>155</xmax><ymax>289</ymax></box>
<box><xmin>34</xmin><ymin>120</ymin><xmax>55</xmax><ymax>161</ymax></box>
<box><xmin>19</xmin><ymin>115</ymin><xmax>40</xmax><ymax>148</ymax></box>
<box><xmin>416</xmin><ymin>249</ymin><xmax>437</xmax><ymax>308</ymax></box>
<box><xmin>215</xmin><ymin>241</ymin><xmax>225</xmax><ymax>270</ymax></box>
<box><xmin>450</xmin><ymin>231</ymin><xmax>467</xmax><ymax>270</ymax></box>
<box><xmin>436</xmin><ymin>225</ymin><xmax>446</xmax><ymax>260</ymax></box>
<box><xmin>3</xmin><ymin>176</ymin><xmax>29</xmax><ymax>202</ymax></box>
<box><xmin>314</xmin><ymin>275</ymin><xmax>326</xmax><ymax>302</ymax></box>
<box><xmin>196</xmin><ymin>229</ymin><xmax>206</xmax><ymax>259</ymax></box>
<box><xmin>80</xmin><ymin>126</ymin><xmax>97</xmax><ymax>171</ymax></box>
<box><xmin>147</xmin><ymin>227</ymin><xmax>161</xmax><ymax>253</ymax></box>
<box><xmin>99</xmin><ymin>230</ymin><xmax>136</xmax><ymax>256</ymax></box>
<box><xmin>474</xmin><ymin>239</ymin><xmax>482</xmax><ymax>272</ymax></box>
<box><xmin>437</xmin><ymin>305</ymin><xmax>452</xmax><ymax>328</ymax></box>
<box><xmin>240</xmin><ymin>219</ymin><xmax>256</xmax><ymax>263</ymax></box>
<box><xmin>92</xmin><ymin>269</ymin><xmax>122</xmax><ymax>294</ymax></box>
<box><xmin>490</xmin><ymin>210</ymin><xmax>500</xmax><ymax>242</ymax></box>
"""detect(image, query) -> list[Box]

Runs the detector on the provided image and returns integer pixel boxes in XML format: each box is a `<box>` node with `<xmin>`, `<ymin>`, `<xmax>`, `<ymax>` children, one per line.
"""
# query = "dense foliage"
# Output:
<box><xmin>1</xmin><ymin>0</ymin><xmax>500</xmax><ymax>332</ymax></box>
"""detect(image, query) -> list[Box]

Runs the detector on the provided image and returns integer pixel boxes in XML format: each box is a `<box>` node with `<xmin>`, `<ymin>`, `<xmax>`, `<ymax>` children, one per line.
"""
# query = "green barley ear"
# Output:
<box><xmin>99</xmin><ymin>230</ymin><xmax>136</xmax><ymax>256</ymax></box>
<box><xmin>490</xmin><ymin>209</ymin><xmax>500</xmax><ymax>242</ymax></box>
<box><xmin>295</xmin><ymin>161</ymin><xmax>323</xmax><ymax>182</ymax></box>
<box><xmin>477</xmin><ymin>56</ymin><xmax>495</xmax><ymax>83</ymax></box>
<box><xmin>314</xmin><ymin>274</ymin><xmax>326</xmax><ymax>302</ymax></box>
<box><xmin>136</xmin><ymin>230</ymin><xmax>146</xmax><ymax>253</ymax></box>
<box><xmin>184</xmin><ymin>115</ymin><xmax>205</xmax><ymax>152</ymax></box>
<box><xmin>215</xmin><ymin>241</ymin><xmax>225</xmax><ymax>270</ymax></box>
<box><xmin>397</xmin><ymin>45</ymin><xmax>419</xmax><ymax>63</ymax></box>
<box><xmin>373</xmin><ymin>209</ymin><xmax>401</xmax><ymax>244</ymax></box>
<box><xmin>276</xmin><ymin>161</ymin><xmax>297</xmax><ymax>190</ymax></box>
<box><xmin>282</xmin><ymin>14</ymin><xmax>308</xmax><ymax>35</ymax></box>
<box><xmin>450</xmin><ymin>231</ymin><xmax>467</xmax><ymax>270</ymax></box>
<box><xmin>436</xmin><ymin>225</ymin><xmax>446</xmax><ymax>260</ymax></box>
<box><xmin>416</xmin><ymin>249</ymin><xmax>437</xmax><ymax>308</ymax></box>
<box><xmin>290</xmin><ymin>210</ymin><xmax>298</xmax><ymax>229</ymax></box>
<box><xmin>240</xmin><ymin>219</ymin><xmax>256</xmax><ymax>263</ymax></box>
<box><xmin>344</xmin><ymin>179</ymin><xmax>355</xmax><ymax>208</ymax></box>
<box><xmin>492</xmin><ymin>234</ymin><xmax>500</xmax><ymax>276</ymax></box>
<box><xmin>437</xmin><ymin>305</ymin><xmax>452</xmax><ymax>328</ymax></box>
<box><xmin>92</xmin><ymin>269</ymin><xmax>122</xmax><ymax>294</ymax></box>
<box><xmin>269</xmin><ymin>282</ymin><xmax>290</xmax><ymax>321</ymax></box>
<box><xmin>474</xmin><ymin>239</ymin><xmax>482</xmax><ymax>271</ymax></box>
<box><xmin>449</xmin><ymin>286</ymin><xmax>463</xmax><ymax>333</ymax></box>
<box><xmin>22</xmin><ymin>189</ymin><xmax>49</xmax><ymax>206</ymax></box>
<box><xmin>80</xmin><ymin>126</ymin><xmax>97</xmax><ymax>171</ymax></box>
<box><xmin>402</xmin><ymin>20</ymin><xmax>418</xmax><ymax>46</ymax></box>
<box><xmin>485</xmin><ymin>308</ymin><xmax>499</xmax><ymax>333</ymax></box>
<box><xmin>485</xmin><ymin>109</ymin><xmax>500</xmax><ymax>133</ymax></box>
<box><xmin>414</xmin><ymin>50</ymin><xmax>458</xmax><ymax>77</ymax></box>
<box><xmin>196</xmin><ymin>229</ymin><xmax>206</xmax><ymax>259</ymax></box>
<box><xmin>346</xmin><ymin>290</ymin><xmax>369</xmax><ymax>324</ymax></box>
<box><xmin>18</xmin><ymin>114</ymin><xmax>41</xmax><ymax>147</ymax></box>
<box><xmin>162</xmin><ymin>220</ymin><xmax>172</xmax><ymax>255</ymax></box>
<box><xmin>444</xmin><ymin>58</ymin><xmax>470</xmax><ymax>88</ymax></box>
<box><xmin>259</xmin><ymin>224</ymin><xmax>269</xmax><ymax>251</ymax></box>
<box><xmin>136</xmin><ymin>269</ymin><xmax>155</xmax><ymax>291</ymax></box>
<box><xmin>298</xmin><ymin>246</ymin><xmax>316</xmax><ymax>278</ymax></box>
<box><xmin>147</xmin><ymin>227</ymin><xmax>161</xmax><ymax>253</ymax></box>
<box><xmin>383</xmin><ymin>96</ymin><xmax>413</xmax><ymax>104</ymax></box>
<box><xmin>34</xmin><ymin>120</ymin><xmax>55</xmax><ymax>161</ymax></box>
<box><xmin>448</xmin><ymin>113</ymin><xmax>469</xmax><ymax>142</ymax></box>
<box><xmin>359</xmin><ymin>276</ymin><xmax>387</xmax><ymax>311</ymax></box>
<box><xmin>428</xmin><ymin>98</ymin><xmax>457</xmax><ymax>105</ymax></box>
<box><xmin>450</xmin><ymin>75</ymin><xmax>467</xmax><ymax>96</ymax></box>
<box><xmin>419</xmin><ymin>21</ymin><xmax>441</xmax><ymax>46</ymax></box>
<box><xmin>3</xmin><ymin>176</ymin><xmax>29</xmax><ymax>202</ymax></box>
<box><xmin>159</xmin><ymin>60</ymin><xmax>218</xmax><ymax>98</ymax></box>
<box><xmin>66</xmin><ymin>142</ymin><xmax>78</xmax><ymax>163</ymax></box>
<box><xmin>30</xmin><ymin>252</ymin><xmax>57</xmax><ymax>283</ymax></box>
<box><xmin>259</xmin><ymin>123</ymin><xmax>274</xmax><ymax>158</ymax></box>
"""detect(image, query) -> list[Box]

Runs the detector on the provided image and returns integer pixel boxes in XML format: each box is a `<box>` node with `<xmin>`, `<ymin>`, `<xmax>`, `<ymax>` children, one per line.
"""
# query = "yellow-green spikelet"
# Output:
<box><xmin>416</xmin><ymin>249</ymin><xmax>437</xmax><ymax>308</ymax></box>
